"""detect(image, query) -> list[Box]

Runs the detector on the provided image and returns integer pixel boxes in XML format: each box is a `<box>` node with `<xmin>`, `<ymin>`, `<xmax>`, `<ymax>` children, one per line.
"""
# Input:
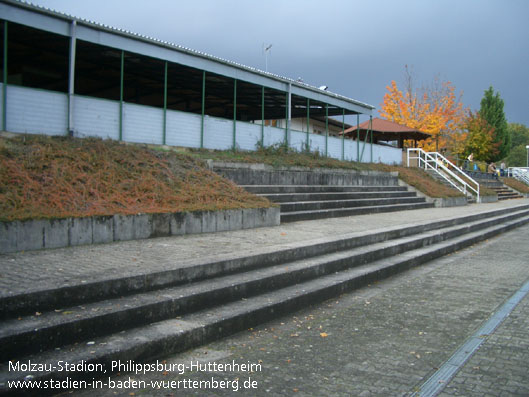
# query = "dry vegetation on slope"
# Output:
<box><xmin>2</xmin><ymin>134</ymin><xmax>491</xmax><ymax>223</ymax></box>
<box><xmin>502</xmin><ymin>177</ymin><xmax>529</xmax><ymax>194</ymax></box>
<box><xmin>0</xmin><ymin>135</ymin><xmax>271</xmax><ymax>222</ymax></box>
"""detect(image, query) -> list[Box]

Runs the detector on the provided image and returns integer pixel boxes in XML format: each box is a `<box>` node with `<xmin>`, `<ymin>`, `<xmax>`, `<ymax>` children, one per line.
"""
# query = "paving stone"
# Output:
<box><xmin>64</xmin><ymin>216</ymin><xmax>529</xmax><ymax>396</ymax></box>
<box><xmin>1</xmin><ymin>200</ymin><xmax>527</xmax><ymax>300</ymax></box>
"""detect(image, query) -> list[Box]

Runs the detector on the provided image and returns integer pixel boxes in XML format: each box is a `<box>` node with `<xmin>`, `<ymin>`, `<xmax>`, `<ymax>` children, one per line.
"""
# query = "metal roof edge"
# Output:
<box><xmin>2</xmin><ymin>0</ymin><xmax>375</xmax><ymax>111</ymax></box>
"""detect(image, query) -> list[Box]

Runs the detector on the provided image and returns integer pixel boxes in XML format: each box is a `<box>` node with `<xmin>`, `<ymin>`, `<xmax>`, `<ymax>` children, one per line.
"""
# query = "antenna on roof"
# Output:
<box><xmin>263</xmin><ymin>43</ymin><xmax>272</xmax><ymax>72</ymax></box>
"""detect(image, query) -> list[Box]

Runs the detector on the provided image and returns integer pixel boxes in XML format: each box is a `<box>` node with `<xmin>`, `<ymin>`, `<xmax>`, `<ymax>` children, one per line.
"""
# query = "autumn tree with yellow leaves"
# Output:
<box><xmin>380</xmin><ymin>70</ymin><xmax>467</xmax><ymax>153</ymax></box>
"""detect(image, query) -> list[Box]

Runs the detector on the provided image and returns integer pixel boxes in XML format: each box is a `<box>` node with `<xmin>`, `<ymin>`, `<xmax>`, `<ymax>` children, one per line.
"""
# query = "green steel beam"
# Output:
<box><xmin>286</xmin><ymin>84</ymin><xmax>291</xmax><ymax>147</ymax></box>
<box><xmin>67</xmin><ymin>20</ymin><xmax>77</xmax><ymax>135</ymax></box>
<box><xmin>306</xmin><ymin>98</ymin><xmax>310</xmax><ymax>151</ymax></box>
<box><xmin>356</xmin><ymin>114</ymin><xmax>360</xmax><ymax>162</ymax></box>
<box><xmin>325</xmin><ymin>104</ymin><xmax>328</xmax><ymax>157</ymax></box>
<box><xmin>284</xmin><ymin>91</ymin><xmax>288</xmax><ymax>145</ymax></box>
<box><xmin>342</xmin><ymin>109</ymin><xmax>345</xmax><ymax>161</ymax></box>
<box><xmin>370</xmin><ymin>115</ymin><xmax>373</xmax><ymax>162</ymax></box>
<box><xmin>119</xmin><ymin>50</ymin><xmax>124</xmax><ymax>141</ymax></box>
<box><xmin>2</xmin><ymin>21</ymin><xmax>7</xmax><ymax>131</ymax></box>
<box><xmin>201</xmin><ymin>70</ymin><xmax>205</xmax><ymax>148</ymax></box>
<box><xmin>261</xmin><ymin>86</ymin><xmax>264</xmax><ymax>146</ymax></box>
<box><xmin>163</xmin><ymin>61</ymin><xmax>167</xmax><ymax>145</ymax></box>
<box><xmin>233</xmin><ymin>78</ymin><xmax>237</xmax><ymax>150</ymax></box>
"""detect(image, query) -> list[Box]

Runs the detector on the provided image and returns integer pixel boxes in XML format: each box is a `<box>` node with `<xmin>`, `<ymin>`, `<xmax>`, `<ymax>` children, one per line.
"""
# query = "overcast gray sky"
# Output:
<box><xmin>29</xmin><ymin>0</ymin><xmax>529</xmax><ymax>126</ymax></box>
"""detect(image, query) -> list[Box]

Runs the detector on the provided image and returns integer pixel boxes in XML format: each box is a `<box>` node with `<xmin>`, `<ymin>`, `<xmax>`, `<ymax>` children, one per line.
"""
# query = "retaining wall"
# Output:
<box><xmin>0</xmin><ymin>207</ymin><xmax>280</xmax><ymax>254</ymax></box>
<box><xmin>210</xmin><ymin>161</ymin><xmax>400</xmax><ymax>186</ymax></box>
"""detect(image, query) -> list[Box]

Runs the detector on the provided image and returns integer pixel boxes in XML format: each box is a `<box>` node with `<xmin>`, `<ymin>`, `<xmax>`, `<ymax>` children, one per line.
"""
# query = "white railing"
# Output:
<box><xmin>407</xmin><ymin>148</ymin><xmax>480</xmax><ymax>203</ymax></box>
<box><xmin>507</xmin><ymin>167</ymin><xmax>529</xmax><ymax>185</ymax></box>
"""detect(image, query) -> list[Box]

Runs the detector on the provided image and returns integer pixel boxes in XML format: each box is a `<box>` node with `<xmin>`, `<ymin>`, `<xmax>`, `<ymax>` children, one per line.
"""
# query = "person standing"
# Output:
<box><xmin>465</xmin><ymin>153</ymin><xmax>474</xmax><ymax>171</ymax></box>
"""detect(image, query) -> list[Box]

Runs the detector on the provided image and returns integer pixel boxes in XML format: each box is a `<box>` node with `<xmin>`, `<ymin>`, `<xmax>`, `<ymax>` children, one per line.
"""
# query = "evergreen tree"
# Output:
<box><xmin>479</xmin><ymin>87</ymin><xmax>510</xmax><ymax>161</ymax></box>
<box><xmin>508</xmin><ymin>123</ymin><xmax>529</xmax><ymax>149</ymax></box>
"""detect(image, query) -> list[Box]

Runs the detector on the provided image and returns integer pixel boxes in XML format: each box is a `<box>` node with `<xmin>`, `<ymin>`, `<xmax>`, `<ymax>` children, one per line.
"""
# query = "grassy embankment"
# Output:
<box><xmin>502</xmin><ymin>177</ymin><xmax>529</xmax><ymax>194</ymax></box>
<box><xmin>0</xmin><ymin>135</ymin><xmax>271</xmax><ymax>222</ymax></box>
<box><xmin>3</xmin><ymin>135</ymin><xmax>503</xmax><ymax>223</ymax></box>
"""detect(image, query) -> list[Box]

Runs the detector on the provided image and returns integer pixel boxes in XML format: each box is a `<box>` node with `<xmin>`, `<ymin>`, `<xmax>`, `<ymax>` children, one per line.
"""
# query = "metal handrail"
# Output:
<box><xmin>407</xmin><ymin>148</ymin><xmax>481</xmax><ymax>203</ymax></box>
<box><xmin>507</xmin><ymin>167</ymin><xmax>529</xmax><ymax>185</ymax></box>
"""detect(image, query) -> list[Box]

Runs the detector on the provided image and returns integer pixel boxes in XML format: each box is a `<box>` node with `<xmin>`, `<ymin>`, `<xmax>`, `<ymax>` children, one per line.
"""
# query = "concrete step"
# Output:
<box><xmin>488</xmin><ymin>186</ymin><xmax>523</xmax><ymax>200</ymax></box>
<box><xmin>4</xmin><ymin>210</ymin><xmax>522</xmax><ymax>360</ymax></box>
<box><xmin>241</xmin><ymin>185</ymin><xmax>408</xmax><ymax>194</ymax></box>
<box><xmin>280</xmin><ymin>202</ymin><xmax>434</xmax><ymax>222</ymax></box>
<box><xmin>260</xmin><ymin>191</ymin><xmax>417</xmax><ymax>203</ymax></box>
<box><xmin>279</xmin><ymin>197</ymin><xmax>426</xmax><ymax>212</ymax></box>
<box><xmin>2</xmin><ymin>207</ymin><xmax>529</xmax><ymax>390</ymax></box>
<box><xmin>499</xmin><ymin>194</ymin><xmax>523</xmax><ymax>200</ymax></box>
<box><xmin>3</xmin><ymin>206</ymin><xmax>527</xmax><ymax>320</ymax></box>
<box><xmin>480</xmin><ymin>181</ymin><xmax>504</xmax><ymax>188</ymax></box>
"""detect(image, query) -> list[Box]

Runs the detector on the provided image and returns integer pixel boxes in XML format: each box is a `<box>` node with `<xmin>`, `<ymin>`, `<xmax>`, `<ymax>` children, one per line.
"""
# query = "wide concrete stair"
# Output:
<box><xmin>463</xmin><ymin>171</ymin><xmax>522</xmax><ymax>201</ymax></box>
<box><xmin>243</xmin><ymin>185</ymin><xmax>432</xmax><ymax>222</ymax></box>
<box><xmin>426</xmin><ymin>170</ymin><xmax>476</xmax><ymax>204</ymax></box>
<box><xmin>482</xmin><ymin>181</ymin><xmax>523</xmax><ymax>200</ymax></box>
<box><xmin>212</xmin><ymin>163</ymin><xmax>433</xmax><ymax>222</ymax></box>
<box><xmin>2</xmin><ymin>203</ymin><xmax>529</xmax><ymax>394</ymax></box>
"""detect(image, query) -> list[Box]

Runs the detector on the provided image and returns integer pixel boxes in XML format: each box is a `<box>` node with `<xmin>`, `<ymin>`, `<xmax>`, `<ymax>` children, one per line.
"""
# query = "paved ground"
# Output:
<box><xmin>1</xmin><ymin>200</ymin><xmax>528</xmax><ymax>396</ymax></box>
<box><xmin>1</xmin><ymin>199</ymin><xmax>528</xmax><ymax>298</ymax></box>
<box><xmin>66</xmin><ymin>221</ymin><xmax>529</xmax><ymax>397</ymax></box>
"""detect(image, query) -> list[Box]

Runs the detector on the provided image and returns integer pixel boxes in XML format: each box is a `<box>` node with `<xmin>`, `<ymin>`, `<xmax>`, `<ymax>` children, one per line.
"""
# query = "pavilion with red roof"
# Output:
<box><xmin>342</xmin><ymin>118</ymin><xmax>430</xmax><ymax>148</ymax></box>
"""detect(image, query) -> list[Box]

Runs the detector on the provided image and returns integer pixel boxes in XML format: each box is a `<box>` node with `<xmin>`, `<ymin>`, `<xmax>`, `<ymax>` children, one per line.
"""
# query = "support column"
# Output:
<box><xmin>306</xmin><ymin>98</ymin><xmax>310</xmax><ymax>151</ymax></box>
<box><xmin>67</xmin><ymin>21</ymin><xmax>76</xmax><ymax>136</ymax></box>
<box><xmin>283</xmin><ymin>86</ymin><xmax>290</xmax><ymax>146</ymax></box>
<box><xmin>342</xmin><ymin>109</ymin><xmax>345</xmax><ymax>160</ymax></box>
<box><xmin>119</xmin><ymin>50</ymin><xmax>124</xmax><ymax>141</ymax></box>
<box><xmin>2</xmin><ymin>21</ymin><xmax>7</xmax><ymax>131</ymax></box>
<box><xmin>163</xmin><ymin>61</ymin><xmax>168</xmax><ymax>145</ymax></box>
<box><xmin>369</xmin><ymin>115</ymin><xmax>373</xmax><ymax>162</ymax></box>
<box><xmin>285</xmin><ymin>85</ymin><xmax>290</xmax><ymax>146</ymax></box>
<box><xmin>261</xmin><ymin>86</ymin><xmax>264</xmax><ymax>146</ymax></box>
<box><xmin>200</xmin><ymin>71</ymin><xmax>205</xmax><ymax>148</ymax></box>
<box><xmin>325</xmin><ymin>104</ymin><xmax>328</xmax><ymax>157</ymax></box>
<box><xmin>232</xmin><ymin>78</ymin><xmax>237</xmax><ymax>150</ymax></box>
<box><xmin>356</xmin><ymin>114</ymin><xmax>360</xmax><ymax>162</ymax></box>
